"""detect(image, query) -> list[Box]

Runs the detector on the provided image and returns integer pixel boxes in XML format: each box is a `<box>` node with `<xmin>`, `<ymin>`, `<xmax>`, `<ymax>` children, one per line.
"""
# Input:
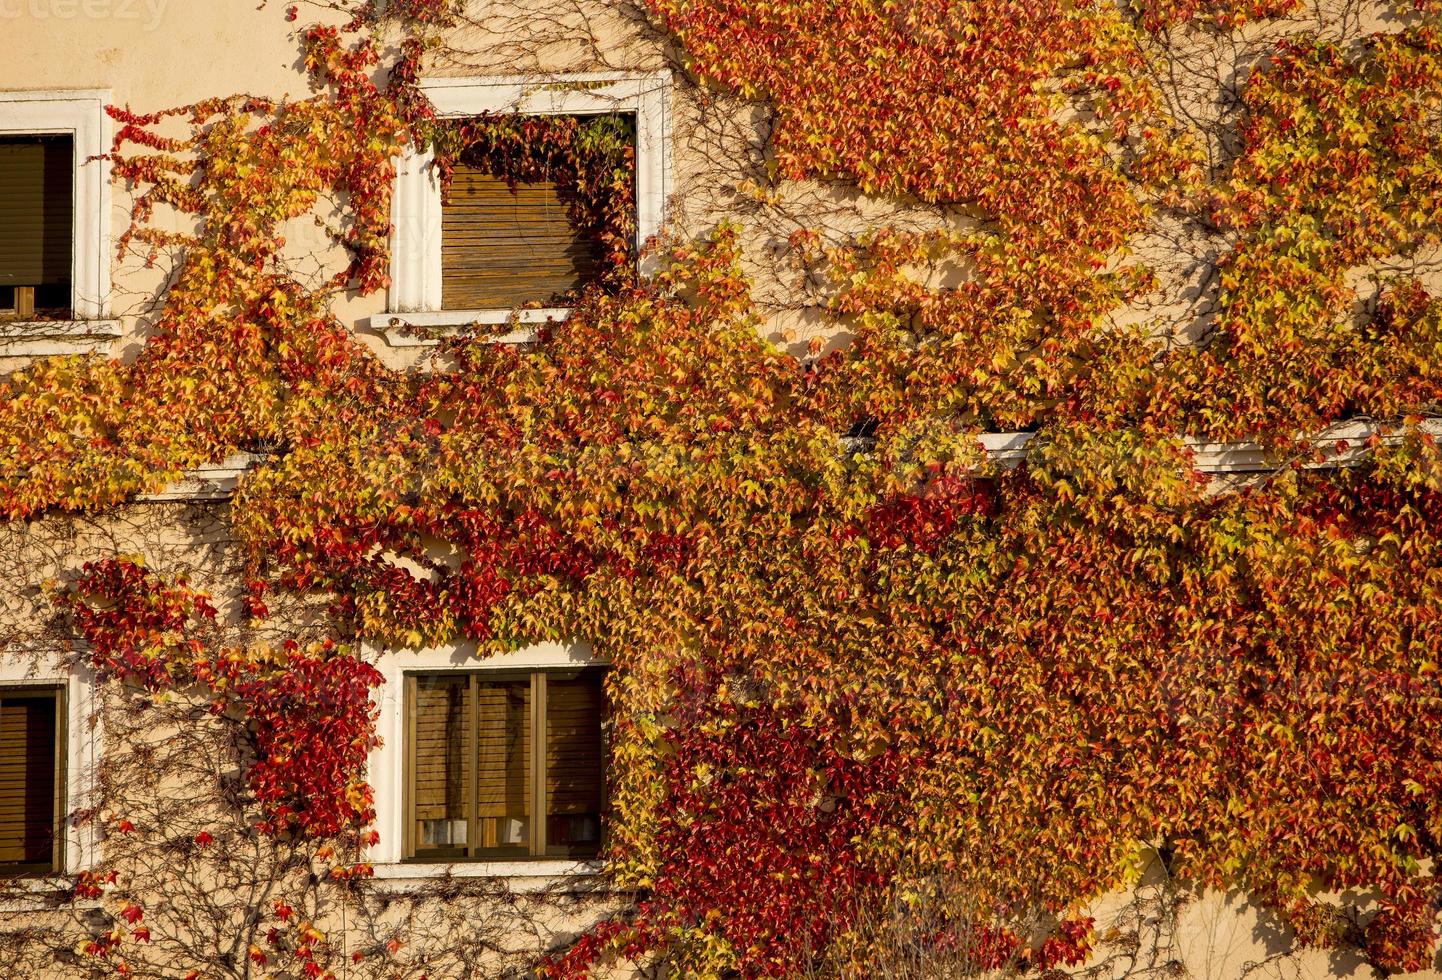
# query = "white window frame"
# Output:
<box><xmin>0</xmin><ymin>90</ymin><xmax>118</xmax><ymax>356</ymax></box>
<box><xmin>373</xmin><ymin>72</ymin><xmax>671</xmax><ymax>347</ymax></box>
<box><xmin>365</xmin><ymin>640</ymin><xmax>609</xmax><ymax>888</ymax></box>
<box><xmin>0</xmin><ymin>652</ymin><xmax>102</xmax><ymax>889</ymax></box>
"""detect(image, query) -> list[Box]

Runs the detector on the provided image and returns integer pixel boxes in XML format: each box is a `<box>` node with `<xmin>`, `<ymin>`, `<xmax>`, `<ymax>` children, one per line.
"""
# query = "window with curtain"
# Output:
<box><xmin>0</xmin><ymin>686</ymin><xmax>65</xmax><ymax>876</ymax></box>
<box><xmin>0</xmin><ymin>135</ymin><xmax>73</xmax><ymax>320</ymax></box>
<box><xmin>405</xmin><ymin>667</ymin><xmax>606</xmax><ymax>862</ymax></box>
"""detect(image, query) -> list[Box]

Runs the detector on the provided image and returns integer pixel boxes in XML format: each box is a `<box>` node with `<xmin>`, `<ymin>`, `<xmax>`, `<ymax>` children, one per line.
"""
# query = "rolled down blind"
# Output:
<box><xmin>546</xmin><ymin>673</ymin><xmax>605</xmax><ymax>854</ymax></box>
<box><xmin>441</xmin><ymin>167</ymin><xmax>604</xmax><ymax>310</ymax></box>
<box><xmin>0</xmin><ymin>136</ymin><xmax>73</xmax><ymax>289</ymax></box>
<box><xmin>411</xmin><ymin>675</ymin><xmax>470</xmax><ymax>853</ymax></box>
<box><xmin>475</xmin><ymin>680</ymin><xmax>531</xmax><ymax>829</ymax></box>
<box><xmin>0</xmin><ymin>690</ymin><xmax>60</xmax><ymax>871</ymax></box>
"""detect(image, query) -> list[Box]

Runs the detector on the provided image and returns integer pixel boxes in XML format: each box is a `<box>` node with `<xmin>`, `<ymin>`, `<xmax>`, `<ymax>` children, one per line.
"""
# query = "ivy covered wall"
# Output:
<box><xmin>1</xmin><ymin>1</ymin><xmax>1442</xmax><ymax>978</ymax></box>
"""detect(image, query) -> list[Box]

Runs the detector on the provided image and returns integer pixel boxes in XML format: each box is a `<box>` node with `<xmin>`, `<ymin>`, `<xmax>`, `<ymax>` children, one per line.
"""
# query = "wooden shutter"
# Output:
<box><xmin>0</xmin><ymin>136</ymin><xmax>72</xmax><ymax>296</ymax></box>
<box><xmin>545</xmin><ymin>673</ymin><xmax>605</xmax><ymax>856</ymax></box>
<box><xmin>410</xmin><ymin>676</ymin><xmax>471</xmax><ymax>855</ymax></box>
<box><xmin>441</xmin><ymin>166</ymin><xmax>605</xmax><ymax>310</ymax></box>
<box><xmin>0</xmin><ymin>689</ymin><xmax>61</xmax><ymax>874</ymax></box>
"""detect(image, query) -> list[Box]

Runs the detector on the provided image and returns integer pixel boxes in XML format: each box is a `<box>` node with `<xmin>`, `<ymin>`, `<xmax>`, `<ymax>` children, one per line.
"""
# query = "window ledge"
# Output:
<box><xmin>136</xmin><ymin>451</ymin><xmax>266</xmax><ymax>503</ymax></box>
<box><xmin>365</xmin><ymin>309</ymin><xmax>569</xmax><ymax>348</ymax></box>
<box><xmin>0</xmin><ymin>319</ymin><xmax>121</xmax><ymax>356</ymax></box>
<box><xmin>0</xmin><ymin>876</ymin><xmax>86</xmax><ymax>913</ymax></box>
<box><xmin>368</xmin><ymin>859</ymin><xmax>606</xmax><ymax>893</ymax></box>
<box><xmin>977</xmin><ymin>418</ymin><xmax>1442</xmax><ymax>474</ymax></box>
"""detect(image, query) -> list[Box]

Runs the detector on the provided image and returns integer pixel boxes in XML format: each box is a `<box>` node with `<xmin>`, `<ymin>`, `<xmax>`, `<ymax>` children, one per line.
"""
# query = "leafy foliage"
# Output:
<box><xmin>61</xmin><ymin>558</ymin><xmax>382</xmax><ymax>844</ymax></box>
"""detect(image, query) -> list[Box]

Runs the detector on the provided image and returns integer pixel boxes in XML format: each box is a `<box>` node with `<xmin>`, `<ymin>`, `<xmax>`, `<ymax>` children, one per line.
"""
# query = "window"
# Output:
<box><xmin>0</xmin><ymin>134</ymin><xmax>73</xmax><ymax>320</ymax></box>
<box><xmin>404</xmin><ymin>667</ymin><xmax>606</xmax><ymax>862</ymax></box>
<box><xmin>377</xmin><ymin>73</ymin><xmax>669</xmax><ymax>346</ymax></box>
<box><xmin>439</xmin><ymin>119</ymin><xmax>622</xmax><ymax>311</ymax></box>
<box><xmin>0</xmin><ymin>686</ymin><xmax>65</xmax><ymax>877</ymax></box>
<box><xmin>0</xmin><ymin>91</ymin><xmax>116</xmax><ymax>356</ymax></box>
<box><xmin>0</xmin><ymin>92</ymin><xmax>109</xmax><ymax>322</ymax></box>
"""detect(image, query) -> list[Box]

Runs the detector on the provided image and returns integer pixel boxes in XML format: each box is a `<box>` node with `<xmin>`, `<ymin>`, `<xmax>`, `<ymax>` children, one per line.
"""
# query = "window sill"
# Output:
<box><xmin>0</xmin><ymin>875</ymin><xmax>86</xmax><ymax>913</ymax></box>
<box><xmin>365</xmin><ymin>309</ymin><xmax>569</xmax><ymax>348</ymax></box>
<box><xmin>0</xmin><ymin>319</ymin><xmax>121</xmax><ymax>356</ymax></box>
<box><xmin>134</xmin><ymin>451</ymin><xmax>266</xmax><ymax>503</ymax></box>
<box><xmin>368</xmin><ymin>859</ymin><xmax>606</xmax><ymax>893</ymax></box>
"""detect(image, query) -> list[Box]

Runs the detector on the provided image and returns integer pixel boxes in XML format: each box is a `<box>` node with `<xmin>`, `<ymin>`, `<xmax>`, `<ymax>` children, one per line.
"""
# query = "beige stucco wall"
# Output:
<box><xmin>1</xmin><ymin>2</ymin><xmax>330</xmax><ymax>100</ymax></box>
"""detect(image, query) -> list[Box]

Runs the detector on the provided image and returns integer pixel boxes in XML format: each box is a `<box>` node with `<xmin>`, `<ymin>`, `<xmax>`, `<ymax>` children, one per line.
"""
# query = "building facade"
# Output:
<box><xmin>2</xmin><ymin>1</ymin><xmax>1440</xmax><ymax>978</ymax></box>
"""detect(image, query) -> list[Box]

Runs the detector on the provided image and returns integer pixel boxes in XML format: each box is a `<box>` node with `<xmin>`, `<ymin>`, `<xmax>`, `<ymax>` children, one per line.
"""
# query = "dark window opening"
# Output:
<box><xmin>0</xmin><ymin>686</ymin><xmax>65</xmax><ymax>877</ymax></box>
<box><xmin>0</xmin><ymin>135</ymin><xmax>74</xmax><ymax>320</ymax></box>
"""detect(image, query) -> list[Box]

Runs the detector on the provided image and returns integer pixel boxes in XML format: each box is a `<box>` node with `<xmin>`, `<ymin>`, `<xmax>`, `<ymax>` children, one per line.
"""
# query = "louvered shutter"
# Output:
<box><xmin>545</xmin><ymin>673</ymin><xmax>605</xmax><ymax>856</ymax></box>
<box><xmin>0</xmin><ymin>136</ymin><xmax>72</xmax><ymax>300</ymax></box>
<box><xmin>441</xmin><ymin>166</ymin><xmax>604</xmax><ymax>310</ymax></box>
<box><xmin>0</xmin><ymin>690</ymin><xmax>61</xmax><ymax>874</ymax></box>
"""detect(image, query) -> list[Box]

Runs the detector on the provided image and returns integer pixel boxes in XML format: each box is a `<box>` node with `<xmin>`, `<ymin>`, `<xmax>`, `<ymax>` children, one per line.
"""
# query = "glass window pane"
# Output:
<box><xmin>545</xmin><ymin>672</ymin><xmax>605</xmax><ymax>858</ymax></box>
<box><xmin>475</xmin><ymin>679</ymin><xmax>531</xmax><ymax>857</ymax></box>
<box><xmin>0</xmin><ymin>691</ymin><xmax>58</xmax><ymax>873</ymax></box>
<box><xmin>411</xmin><ymin>676</ymin><xmax>470</xmax><ymax>859</ymax></box>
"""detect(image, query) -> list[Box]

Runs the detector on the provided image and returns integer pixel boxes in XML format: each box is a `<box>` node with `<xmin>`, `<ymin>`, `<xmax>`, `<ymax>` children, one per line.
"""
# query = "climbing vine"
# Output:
<box><xmin>2</xmin><ymin>0</ymin><xmax>1442</xmax><ymax>978</ymax></box>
